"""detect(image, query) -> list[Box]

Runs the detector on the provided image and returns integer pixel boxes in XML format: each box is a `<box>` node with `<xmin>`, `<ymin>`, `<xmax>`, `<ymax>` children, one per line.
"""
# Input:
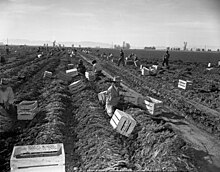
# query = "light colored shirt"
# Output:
<box><xmin>93</xmin><ymin>63</ymin><xmax>101</xmax><ymax>73</ymax></box>
<box><xmin>106</xmin><ymin>85</ymin><xmax>120</xmax><ymax>106</ymax></box>
<box><xmin>0</xmin><ymin>87</ymin><xmax>14</xmax><ymax>104</ymax></box>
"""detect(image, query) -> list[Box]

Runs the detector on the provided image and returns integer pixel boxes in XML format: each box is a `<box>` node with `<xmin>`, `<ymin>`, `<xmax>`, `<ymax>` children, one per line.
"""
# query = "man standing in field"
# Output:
<box><xmin>162</xmin><ymin>50</ymin><xmax>170</xmax><ymax>68</ymax></box>
<box><xmin>105</xmin><ymin>76</ymin><xmax>122</xmax><ymax>117</ymax></box>
<box><xmin>0</xmin><ymin>78</ymin><xmax>15</xmax><ymax>116</ymax></box>
<box><xmin>5</xmin><ymin>45</ymin><xmax>10</xmax><ymax>55</ymax></box>
<box><xmin>118</xmin><ymin>49</ymin><xmax>125</xmax><ymax>66</ymax></box>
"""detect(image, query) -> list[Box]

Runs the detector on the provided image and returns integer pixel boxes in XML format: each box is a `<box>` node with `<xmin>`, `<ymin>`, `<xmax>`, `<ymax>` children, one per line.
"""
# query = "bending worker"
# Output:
<box><xmin>77</xmin><ymin>59</ymin><xmax>87</xmax><ymax>76</ymax></box>
<box><xmin>92</xmin><ymin>60</ymin><xmax>102</xmax><ymax>80</ymax></box>
<box><xmin>105</xmin><ymin>76</ymin><xmax>122</xmax><ymax>117</ymax></box>
<box><xmin>0</xmin><ymin>78</ymin><xmax>15</xmax><ymax>114</ymax></box>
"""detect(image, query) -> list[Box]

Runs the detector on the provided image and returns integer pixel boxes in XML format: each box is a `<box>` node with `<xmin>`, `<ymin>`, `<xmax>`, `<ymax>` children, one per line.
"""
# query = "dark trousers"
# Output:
<box><xmin>118</xmin><ymin>58</ymin><xmax>125</xmax><ymax>66</ymax></box>
<box><xmin>162</xmin><ymin>58</ymin><xmax>169</xmax><ymax>66</ymax></box>
<box><xmin>0</xmin><ymin>104</ymin><xmax>17</xmax><ymax>120</ymax></box>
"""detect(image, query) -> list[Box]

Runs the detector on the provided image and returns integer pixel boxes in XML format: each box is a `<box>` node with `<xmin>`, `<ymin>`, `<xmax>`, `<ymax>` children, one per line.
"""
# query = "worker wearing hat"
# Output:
<box><xmin>105</xmin><ymin>76</ymin><xmax>122</xmax><ymax>117</ymax></box>
<box><xmin>0</xmin><ymin>78</ymin><xmax>15</xmax><ymax>112</ymax></box>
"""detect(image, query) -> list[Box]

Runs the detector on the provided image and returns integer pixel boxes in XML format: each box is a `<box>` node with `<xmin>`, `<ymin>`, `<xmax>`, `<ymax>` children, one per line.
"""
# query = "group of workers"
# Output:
<box><xmin>100</xmin><ymin>49</ymin><xmax>170</xmax><ymax>68</ymax></box>
<box><xmin>75</xmin><ymin>58</ymin><xmax>122</xmax><ymax>117</ymax></box>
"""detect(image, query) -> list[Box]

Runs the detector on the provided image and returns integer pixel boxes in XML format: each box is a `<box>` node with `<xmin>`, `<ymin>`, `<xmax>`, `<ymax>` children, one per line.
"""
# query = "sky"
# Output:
<box><xmin>0</xmin><ymin>0</ymin><xmax>220</xmax><ymax>49</ymax></box>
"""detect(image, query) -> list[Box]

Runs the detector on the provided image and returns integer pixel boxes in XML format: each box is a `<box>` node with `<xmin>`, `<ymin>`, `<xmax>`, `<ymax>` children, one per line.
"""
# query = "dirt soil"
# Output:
<box><xmin>0</xmin><ymin>46</ymin><xmax>220</xmax><ymax>172</ymax></box>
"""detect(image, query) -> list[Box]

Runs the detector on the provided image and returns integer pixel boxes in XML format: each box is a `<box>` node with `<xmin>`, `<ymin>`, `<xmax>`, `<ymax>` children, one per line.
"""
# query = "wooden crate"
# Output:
<box><xmin>66</xmin><ymin>68</ymin><xmax>78</xmax><ymax>77</ymax></box>
<box><xmin>67</xmin><ymin>64</ymin><xmax>74</xmax><ymax>69</ymax></box>
<box><xmin>152</xmin><ymin>65</ymin><xmax>158</xmax><ymax>70</ymax></box>
<box><xmin>11</xmin><ymin>165</ymin><xmax>65</xmax><ymax>172</ymax></box>
<box><xmin>85</xmin><ymin>71</ymin><xmax>95</xmax><ymax>81</ymax></box>
<box><xmin>98</xmin><ymin>91</ymin><xmax>107</xmax><ymax>105</ymax></box>
<box><xmin>110</xmin><ymin>109</ymin><xmax>136</xmax><ymax>137</ymax></box>
<box><xmin>139</xmin><ymin>96</ymin><xmax>163</xmax><ymax>115</ymax></box>
<box><xmin>17</xmin><ymin>101</ymin><xmax>38</xmax><ymax>111</ymax></box>
<box><xmin>218</xmin><ymin>61</ymin><xmax>220</xmax><ymax>66</ymax></box>
<box><xmin>68</xmin><ymin>80</ymin><xmax>86</xmax><ymax>93</ymax></box>
<box><xmin>10</xmin><ymin>143</ymin><xmax>65</xmax><ymax>172</ymax></box>
<box><xmin>17</xmin><ymin>106</ymin><xmax>38</xmax><ymax>120</ymax></box>
<box><xmin>43</xmin><ymin>71</ymin><xmax>52</xmax><ymax>79</ymax></box>
<box><xmin>141</xmin><ymin>67</ymin><xmax>150</xmax><ymax>75</ymax></box>
<box><xmin>178</xmin><ymin>79</ymin><xmax>193</xmax><ymax>90</ymax></box>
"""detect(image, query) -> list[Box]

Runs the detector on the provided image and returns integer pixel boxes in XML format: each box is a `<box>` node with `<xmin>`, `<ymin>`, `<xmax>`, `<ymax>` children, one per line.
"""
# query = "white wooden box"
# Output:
<box><xmin>208</xmin><ymin>63</ymin><xmax>211</xmax><ymax>68</ymax></box>
<box><xmin>85</xmin><ymin>71</ymin><xmax>96</xmax><ymax>81</ymax></box>
<box><xmin>218</xmin><ymin>61</ymin><xmax>220</xmax><ymax>66</ymax></box>
<box><xmin>98</xmin><ymin>91</ymin><xmax>107</xmax><ymax>105</ymax></box>
<box><xmin>11</xmin><ymin>165</ymin><xmax>65</xmax><ymax>172</ymax></box>
<box><xmin>152</xmin><ymin>65</ymin><xmax>158</xmax><ymax>70</ymax></box>
<box><xmin>139</xmin><ymin>96</ymin><xmax>163</xmax><ymax>115</ymax></box>
<box><xmin>17</xmin><ymin>106</ymin><xmax>38</xmax><ymax>120</ymax></box>
<box><xmin>66</xmin><ymin>68</ymin><xmax>78</xmax><ymax>77</ymax></box>
<box><xmin>67</xmin><ymin>64</ymin><xmax>74</xmax><ymax>69</ymax></box>
<box><xmin>68</xmin><ymin>80</ymin><xmax>86</xmax><ymax>93</ymax></box>
<box><xmin>43</xmin><ymin>71</ymin><xmax>52</xmax><ymax>79</ymax></box>
<box><xmin>17</xmin><ymin>101</ymin><xmax>38</xmax><ymax>111</ymax></box>
<box><xmin>141</xmin><ymin>67</ymin><xmax>150</xmax><ymax>75</ymax></box>
<box><xmin>110</xmin><ymin>109</ymin><xmax>136</xmax><ymax>137</ymax></box>
<box><xmin>178</xmin><ymin>79</ymin><xmax>193</xmax><ymax>90</ymax></box>
<box><xmin>140</xmin><ymin>65</ymin><xmax>143</xmax><ymax>70</ymax></box>
<box><xmin>10</xmin><ymin>143</ymin><xmax>65</xmax><ymax>172</ymax></box>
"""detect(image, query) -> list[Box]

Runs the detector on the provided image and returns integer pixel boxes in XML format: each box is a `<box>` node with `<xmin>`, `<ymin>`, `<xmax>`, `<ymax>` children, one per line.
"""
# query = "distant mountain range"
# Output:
<box><xmin>0</xmin><ymin>39</ymin><xmax>113</xmax><ymax>48</ymax></box>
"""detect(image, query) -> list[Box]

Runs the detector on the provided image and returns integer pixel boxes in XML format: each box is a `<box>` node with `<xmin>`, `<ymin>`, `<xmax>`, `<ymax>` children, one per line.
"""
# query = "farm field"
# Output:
<box><xmin>0</xmin><ymin>46</ymin><xmax>220</xmax><ymax>172</ymax></box>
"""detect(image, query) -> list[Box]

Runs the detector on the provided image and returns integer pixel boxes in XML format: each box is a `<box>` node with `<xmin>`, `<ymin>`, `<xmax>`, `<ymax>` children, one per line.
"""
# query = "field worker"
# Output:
<box><xmin>0</xmin><ymin>78</ymin><xmax>15</xmax><ymax>114</ymax></box>
<box><xmin>92</xmin><ymin>60</ymin><xmax>102</xmax><ymax>80</ymax></box>
<box><xmin>5</xmin><ymin>45</ymin><xmax>10</xmax><ymax>55</ymax></box>
<box><xmin>105</xmin><ymin>76</ymin><xmax>122</xmax><ymax>117</ymax></box>
<box><xmin>118</xmin><ymin>49</ymin><xmax>125</xmax><ymax>66</ymax></box>
<box><xmin>77</xmin><ymin>59</ymin><xmax>87</xmax><ymax>76</ymax></box>
<box><xmin>134</xmin><ymin>54</ymin><xmax>139</xmax><ymax>67</ymax></box>
<box><xmin>162</xmin><ymin>50</ymin><xmax>170</xmax><ymax>67</ymax></box>
<box><xmin>107</xmin><ymin>53</ymin><xmax>113</xmax><ymax>60</ymax></box>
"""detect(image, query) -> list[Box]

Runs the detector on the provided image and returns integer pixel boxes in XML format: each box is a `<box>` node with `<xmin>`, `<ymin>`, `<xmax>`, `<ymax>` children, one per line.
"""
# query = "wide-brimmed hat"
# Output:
<box><xmin>0</xmin><ymin>78</ymin><xmax>9</xmax><ymax>85</ymax></box>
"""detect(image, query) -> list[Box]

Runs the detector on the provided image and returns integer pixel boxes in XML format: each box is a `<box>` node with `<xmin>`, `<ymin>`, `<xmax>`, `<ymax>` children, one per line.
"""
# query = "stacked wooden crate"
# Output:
<box><xmin>110</xmin><ymin>109</ymin><xmax>136</xmax><ymax>137</ymax></box>
<box><xmin>178</xmin><ymin>79</ymin><xmax>193</xmax><ymax>90</ymax></box>
<box><xmin>17</xmin><ymin>101</ymin><xmax>38</xmax><ymax>120</ymax></box>
<box><xmin>66</xmin><ymin>68</ymin><xmax>78</xmax><ymax>77</ymax></box>
<box><xmin>139</xmin><ymin>96</ymin><xmax>163</xmax><ymax>115</ymax></box>
<box><xmin>68</xmin><ymin>80</ymin><xmax>86</xmax><ymax>93</ymax></box>
<box><xmin>43</xmin><ymin>71</ymin><xmax>52</xmax><ymax>79</ymax></box>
